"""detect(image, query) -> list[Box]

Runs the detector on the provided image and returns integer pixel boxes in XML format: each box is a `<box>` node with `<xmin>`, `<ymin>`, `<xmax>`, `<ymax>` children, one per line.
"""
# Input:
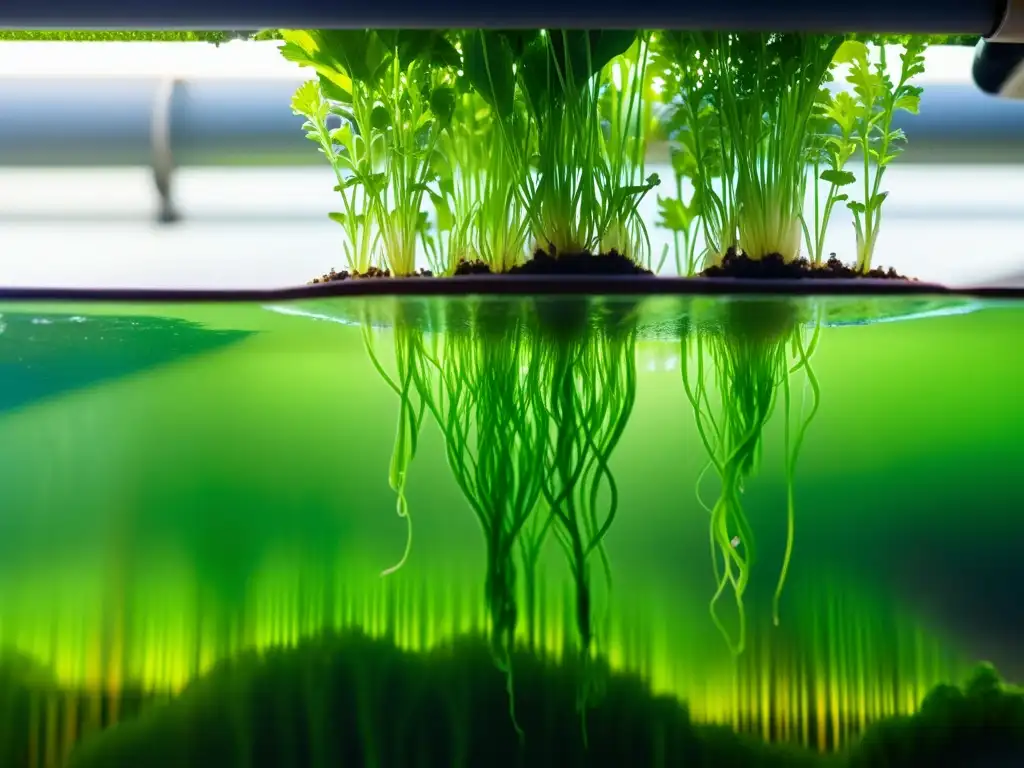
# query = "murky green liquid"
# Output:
<box><xmin>0</xmin><ymin>294</ymin><xmax>1020</xmax><ymax>767</ymax></box>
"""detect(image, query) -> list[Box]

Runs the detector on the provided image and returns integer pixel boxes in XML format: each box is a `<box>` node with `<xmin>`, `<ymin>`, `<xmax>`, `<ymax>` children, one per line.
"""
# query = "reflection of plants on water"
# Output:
<box><xmin>681</xmin><ymin>300</ymin><xmax>821</xmax><ymax>655</ymax></box>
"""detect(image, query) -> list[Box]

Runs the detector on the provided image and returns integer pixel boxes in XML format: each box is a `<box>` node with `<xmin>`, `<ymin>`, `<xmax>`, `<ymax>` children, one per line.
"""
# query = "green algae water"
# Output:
<box><xmin>0</xmin><ymin>292</ymin><xmax>1021</xmax><ymax>767</ymax></box>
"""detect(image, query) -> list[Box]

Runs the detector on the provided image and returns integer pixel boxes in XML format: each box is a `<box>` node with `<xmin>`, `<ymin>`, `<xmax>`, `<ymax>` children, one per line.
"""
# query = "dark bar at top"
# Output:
<box><xmin>0</xmin><ymin>0</ymin><xmax>1006</xmax><ymax>34</ymax></box>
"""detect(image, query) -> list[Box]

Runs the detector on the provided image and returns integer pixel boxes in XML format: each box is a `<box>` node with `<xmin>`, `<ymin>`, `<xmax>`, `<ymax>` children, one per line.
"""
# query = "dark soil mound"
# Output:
<box><xmin>848</xmin><ymin>663</ymin><xmax>1024</xmax><ymax>768</ymax></box>
<box><xmin>452</xmin><ymin>259</ymin><xmax>494</xmax><ymax>275</ymax></box>
<box><xmin>509</xmin><ymin>250</ymin><xmax>653</xmax><ymax>276</ymax></box>
<box><xmin>1</xmin><ymin>650</ymin><xmax>152</xmax><ymax>767</ymax></box>
<box><xmin>66</xmin><ymin>632</ymin><xmax>818</xmax><ymax>768</ymax></box>
<box><xmin>700</xmin><ymin>250</ymin><xmax>912</xmax><ymax>280</ymax></box>
<box><xmin>455</xmin><ymin>250</ymin><xmax>653</xmax><ymax>277</ymax></box>
<box><xmin>309</xmin><ymin>266</ymin><xmax>434</xmax><ymax>284</ymax></box>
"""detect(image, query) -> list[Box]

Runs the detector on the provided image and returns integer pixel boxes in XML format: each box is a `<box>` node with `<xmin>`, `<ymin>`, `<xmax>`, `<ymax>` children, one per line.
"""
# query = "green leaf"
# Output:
<box><xmin>428</xmin><ymin>191</ymin><xmax>454</xmax><ymax>232</ymax></box>
<box><xmin>368</xmin><ymin>173</ymin><xmax>389</xmax><ymax>196</ymax></box>
<box><xmin>892</xmin><ymin>87</ymin><xmax>922</xmax><ymax>114</ymax></box>
<box><xmin>429</xmin><ymin>86</ymin><xmax>456</xmax><ymax>126</ymax></box>
<box><xmin>868</xmin><ymin>191</ymin><xmax>889</xmax><ymax>210</ymax></box>
<box><xmin>833</xmin><ymin>193</ymin><xmax>849</xmax><ymax>203</ymax></box>
<box><xmin>669</xmin><ymin>147</ymin><xmax>698</xmax><ymax>180</ymax></box>
<box><xmin>462</xmin><ymin>31</ymin><xmax>516</xmax><ymax>118</ymax></box>
<box><xmin>317</xmin><ymin>74</ymin><xmax>351</xmax><ymax>104</ymax></box>
<box><xmin>328</xmin><ymin>212</ymin><xmax>347</xmax><ymax>226</ymax></box>
<box><xmin>833</xmin><ymin>39</ymin><xmax>868</xmax><ymax>66</ymax></box>
<box><xmin>371</xmin><ymin>106</ymin><xmax>391</xmax><ymax>130</ymax></box>
<box><xmin>290</xmin><ymin>80</ymin><xmax>322</xmax><ymax>117</ymax></box>
<box><xmin>549</xmin><ymin>30</ymin><xmax>637</xmax><ymax>86</ymax></box>
<box><xmin>847</xmin><ymin>200</ymin><xmax>866</xmax><ymax>214</ymax></box>
<box><xmin>333</xmin><ymin>177</ymin><xmax>362</xmax><ymax>192</ymax></box>
<box><xmin>279</xmin><ymin>40</ymin><xmax>317</xmax><ymax>69</ymax></box>
<box><xmin>329</xmin><ymin>124</ymin><xmax>355</xmax><ymax>149</ymax></box>
<box><xmin>825</xmin><ymin>91</ymin><xmax>859</xmax><ymax>136</ymax></box>
<box><xmin>847</xmin><ymin>55</ymin><xmax>884</xmax><ymax>113</ymax></box>
<box><xmin>405</xmin><ymin>31</ymin><xmax>460</xmax><ymax>69</ymax></box>
<box><xmin>314</xmin><ymin>30</ymin><xmax>391</xmax><ymax>86</ymax></box>
<box><xmin>820</xmin><ymin>169</ymin><xmax>856</xmax><ymax>187</ymax></box>
<box><xmin>657</xmin><ymin>196</ymin><xmax>696</xmax><ymax>233</ymax></box>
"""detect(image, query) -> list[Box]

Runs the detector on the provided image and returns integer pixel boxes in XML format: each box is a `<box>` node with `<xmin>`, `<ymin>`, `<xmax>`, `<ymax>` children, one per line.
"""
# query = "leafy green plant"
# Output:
<box><xmin>802</xmin><ymin>81</ymin><xmax>858</xmax><ymax>266</ymax></box>
<box><xmin>597</xmin><ymin>36</ymin><xmax>661</xmax><ymax>265</ymax></box>
<box><xmin>463</xmin><ymin>30</ymin><xmax>657</xmax><ymax>261</ymax></box>
<box><xmin>438</xmin><ymin>35</ymin><xmax>535</xmax><ymax>273</ymax></box>
<box><xmin>656</xmin><ymin>144</ymin><xmax>704</xmax><ymax>275</ymax></box>
<box><xmin>289</xmin><ymin>78</ymin><xmax>376</xmax><ymax>274</ymax></box>
<box><xmin>842</xmin><ymin>37</ymin><xmax>927</xmax><ymax>272</ymax></box>
<box><xmin>281</xmin><ymin>30</ymin><xmax>458</xmax><ymax>276</ymax></box>
<box><xmin>426</xmin><ymin>88</ymin><xmax>486</xmax><ymax>274</ymax></box>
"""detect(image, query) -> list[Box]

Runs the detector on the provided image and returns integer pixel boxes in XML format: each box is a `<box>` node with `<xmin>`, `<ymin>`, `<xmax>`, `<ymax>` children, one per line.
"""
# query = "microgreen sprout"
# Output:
<box><xmin>842</xmin><ymin>37</ymin><xmax>927</xmax><ymax>272</ymax></box>
<box><xmin>661</xmin><ymin>33</ymin><xmax>843</xmax><ymax>265</ymax></box>
<box><xmin>281</xmin><ymin>30</ymin><xmax>458</xmax><ymax>276</ymax></box>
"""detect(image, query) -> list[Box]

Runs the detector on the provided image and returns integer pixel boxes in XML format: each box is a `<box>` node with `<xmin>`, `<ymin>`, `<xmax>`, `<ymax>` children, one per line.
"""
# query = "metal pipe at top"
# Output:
<box><xmin>0</xmin><ymin>0</ymin><xmax>1008</xmax><ymax>34</ymax></box>
<box><xmin>0</xmin><ymin>78</ymin><xmax>1022</xmax><ymax>169</ymax></box>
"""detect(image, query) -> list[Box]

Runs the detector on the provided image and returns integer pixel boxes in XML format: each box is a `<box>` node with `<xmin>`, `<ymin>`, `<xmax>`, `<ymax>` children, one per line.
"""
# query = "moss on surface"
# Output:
<box><xmin>67</xmin><ymin>631</ymin><xmax>822</xmax><ymax>768</ymax></box>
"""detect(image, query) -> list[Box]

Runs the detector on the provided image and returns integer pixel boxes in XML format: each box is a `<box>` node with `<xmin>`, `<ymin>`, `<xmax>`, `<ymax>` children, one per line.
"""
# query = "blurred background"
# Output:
<box><xmin>1</xmin><ymin>39</ymin><xmax>1023</xmax><ymax>290</ymax></box>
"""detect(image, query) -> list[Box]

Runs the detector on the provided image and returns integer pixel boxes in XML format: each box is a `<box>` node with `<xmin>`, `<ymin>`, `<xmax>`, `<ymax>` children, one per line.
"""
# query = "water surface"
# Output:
<box><xmin>0</xmin><ymin>292</ymin><xmax>1020</xmax><ymax>766</ymax></box>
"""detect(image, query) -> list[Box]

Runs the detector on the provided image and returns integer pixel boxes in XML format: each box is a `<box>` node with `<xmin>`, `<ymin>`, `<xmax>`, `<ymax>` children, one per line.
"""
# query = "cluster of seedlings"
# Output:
<box><xmin>282</xmin><ymin>30</ymin><xmax>971</xmax><ymax>282</ymax></box>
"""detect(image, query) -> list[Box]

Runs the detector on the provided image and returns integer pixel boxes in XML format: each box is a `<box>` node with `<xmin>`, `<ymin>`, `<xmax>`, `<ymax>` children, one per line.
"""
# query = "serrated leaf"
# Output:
<box><xmin>847</xmin><ymin>200</ymin><xmax>866</xmax><ymax>214</ymax></box>
<box><xmin>833</xmin><ymin>39</ymin><xmax>868</xmax><ymax>66</ymax></box>
<box><xmin>669</xmin><ymin>146</ymin><xmax>697</xmax><ymax>180</ymax></box>
<box><xmin>820</xmin><ymin>169</ymin><xmax>856</xmax><ymax>187</ymax></box>
<box><xmin>657</xmin><ymin>196</ymin><xmax>695</xmax><ymax>232</ymax></box>
<box><xmin>290</xmin><ymin>80</ymin><xmax>322</xmax><ymax>117</ymax></box>
<box><xmin>892</xmin><ymin>90</ymin><xmax>921</xmax><ymax>114</ymax></box>
<box><xmin>825</xmin><ymin>91</ymin><xmax>859</xmax><ymax>136</ymax></box>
